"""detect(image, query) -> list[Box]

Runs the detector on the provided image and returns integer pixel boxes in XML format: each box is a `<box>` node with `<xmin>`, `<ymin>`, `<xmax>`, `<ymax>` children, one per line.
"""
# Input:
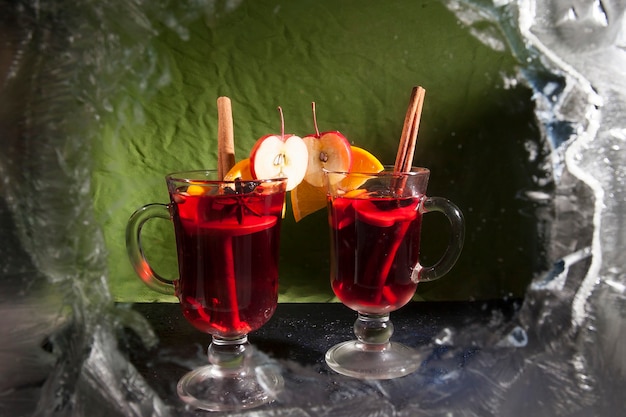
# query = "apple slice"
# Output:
<box><xmin>250</xmin><ymin>134</ymin><xmax>308</xmax><ymax>190</ymax></box>
<box><xmin>303</xmin><ymin>103</ymin><xmax>352</xmax><ymax>187</ymax></box>
<box><xmin>249</xmin><ymin>107</ymin><xmax>308</xmax><ymax>191</ymax></box>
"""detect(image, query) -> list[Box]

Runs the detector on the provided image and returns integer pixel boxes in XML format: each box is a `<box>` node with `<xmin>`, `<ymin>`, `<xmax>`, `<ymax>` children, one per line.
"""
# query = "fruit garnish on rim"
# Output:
<box><xmin>223</xmin><ymin>158</ymin><xmax>253</xmax><ymax>181</ymax></box>
<box><xmin>249</xmin><ymin>107</ymin><xmax>308</xmax><ymax>191</ymax></box>
<box><xmin>337</xmin><ymin>146</ymin><xmax>384</xmax><ymax>191</ymax></box>
<box><xmin>219</xmin><ymin>99</ymin><xmax>383</xmax><ymax>222</ymax></box>
<box><xmin>291</xmin><ymin>179</ymin><xmax>327</xmax><ymax>222</ymax></box>
<box><xmin>291</xmin><ymin>146</ymin><xmax>383</xmax><ymax>222</ymax></box>
<box><xmin>349</xmin><ymin>146</ymin><xmax>384</xmax><ymax>173</ymax></box>
<box><xmin>302</xmin><ymin>102</ymin><xmax>353</xmax><ymax>187</ymax></box>
<box><xmin>291</xmin><ymin>102</ymin><xmax>383</xmax><ymax>222</ymax></box>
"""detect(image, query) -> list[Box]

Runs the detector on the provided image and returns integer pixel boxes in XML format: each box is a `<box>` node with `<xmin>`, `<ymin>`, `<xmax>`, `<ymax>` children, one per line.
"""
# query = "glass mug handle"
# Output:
<box><xmin>125</xmin><ymin>203</ymin><xmax>176</xmax><ymax>295</ymax></box>
<box><xmin>413</xmin><ymin>197</ymin><xmax>465</xmax><ymax>282</ymax></box>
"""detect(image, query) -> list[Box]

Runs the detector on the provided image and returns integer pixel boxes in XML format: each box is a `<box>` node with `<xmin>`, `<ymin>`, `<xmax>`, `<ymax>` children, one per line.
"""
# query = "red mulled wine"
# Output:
<box><xmin>171</xmin><ymin>186</ymin><xmax>284</xmax><ymax>337</ymax></box>
<box><xmin>328</xmin><ymin>195</ymin><xmax>422</xmax><ymax>314</ymax></box>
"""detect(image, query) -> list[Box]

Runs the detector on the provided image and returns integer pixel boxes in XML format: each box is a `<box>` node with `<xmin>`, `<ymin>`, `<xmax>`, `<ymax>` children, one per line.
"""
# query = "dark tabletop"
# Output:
<box><xmin>122</xmin><ymin>301</ymin><xmax>520</xmax><ymax>416</ymax></box>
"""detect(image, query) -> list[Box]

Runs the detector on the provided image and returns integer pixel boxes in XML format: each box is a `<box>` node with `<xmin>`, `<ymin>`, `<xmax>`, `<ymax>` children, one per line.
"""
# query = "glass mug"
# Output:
<box><xmin>323</xmin><ymin>167</ymin><xmax>465</xmax><ymax>379</ymax></box>
<box><xmin>126</xmin><ymin>170</ymin><xmax>287</xmax><ymax>411</ymax></box>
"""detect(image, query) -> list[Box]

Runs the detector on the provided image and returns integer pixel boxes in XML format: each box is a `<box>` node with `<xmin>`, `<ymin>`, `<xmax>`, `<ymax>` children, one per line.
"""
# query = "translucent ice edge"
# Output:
<box><xmin>518</xmin><ymin>0</ymin><xmax>605</xmax><ymax>327</ymax></box>
<box><xmin>446</xmin><ymin>0</ymin><xmax>610</xmax><ymax>328</ymax></box>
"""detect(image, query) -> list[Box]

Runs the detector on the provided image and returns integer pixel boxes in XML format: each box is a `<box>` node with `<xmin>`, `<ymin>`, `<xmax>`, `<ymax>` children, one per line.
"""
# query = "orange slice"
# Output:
<box><xmin>350</xmin><ymin>146</ymin><xmax>385</xmax><ymax>173</ymax></box>
<box><xmin>291</xmin><ymin>180</ymin><xmax>327</xmax><ymax>222</ymax></box>
<box><xmin>339</xmin><ymin>146</ymin><xmax>384</xmax><ymax>191</ymax></box>
<box><xmin>186</xmin><ymin>184</ymin><xmax>205</xmax><ymax>195</ymax></box>
<box><xmin>224</xmin><ymin>158</ymin><xmax>253</xmax><ymax>181</ymax></box>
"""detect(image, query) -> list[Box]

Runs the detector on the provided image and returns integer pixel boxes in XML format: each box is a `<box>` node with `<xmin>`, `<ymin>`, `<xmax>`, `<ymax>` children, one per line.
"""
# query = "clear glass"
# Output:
<box><xmin>126</xmin><ymin>170</ymin><xmax>287</xmax><ymax>411</ymax></box>
<box><xmin>323</xmin><ymin>167</ymin><xmax>465</xmax><ymax>379</ymax></box>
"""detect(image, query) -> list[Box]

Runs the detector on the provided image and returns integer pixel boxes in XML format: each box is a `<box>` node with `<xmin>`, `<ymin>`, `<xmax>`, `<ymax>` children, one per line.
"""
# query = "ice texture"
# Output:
<box><xmin>1</xmin><ymin>0</ymin><xmax>626</xmax><ymax>416</ymax></box>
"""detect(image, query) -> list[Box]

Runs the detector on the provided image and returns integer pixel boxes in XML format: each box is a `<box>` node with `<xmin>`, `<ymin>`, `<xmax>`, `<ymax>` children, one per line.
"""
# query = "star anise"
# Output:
<box><xmin>213</xmin><ymin>178</ymin><xmax>263</xmax><ymax>224</ymax></box>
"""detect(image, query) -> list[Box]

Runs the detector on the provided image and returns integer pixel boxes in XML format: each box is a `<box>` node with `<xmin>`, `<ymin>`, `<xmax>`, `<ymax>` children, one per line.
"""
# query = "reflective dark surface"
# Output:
<box><xmin>124</xmin><ymin>301</ymin><xmax>522</xmax><ymax>416</ymax></box>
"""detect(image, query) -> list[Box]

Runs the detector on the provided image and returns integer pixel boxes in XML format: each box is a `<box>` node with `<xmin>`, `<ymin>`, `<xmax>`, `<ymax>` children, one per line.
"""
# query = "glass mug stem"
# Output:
<box><xmin>206</xmin><ymin>335</ymin><xmax>250</xmax><ymax>375</ymax></box>
<box><xmin>413</xmin><ymin>196</ymin><xmax>465</xmax><ymax>283</ymax></box>
<box><xmin>125</xmin><ymin>203</ymin><xmax>176</xmax><ymax>295</ymax></box>
<box><xmin>354</xmin><ymin>312</ymin><xmax>394</xmax><ymax>351</ymax></box>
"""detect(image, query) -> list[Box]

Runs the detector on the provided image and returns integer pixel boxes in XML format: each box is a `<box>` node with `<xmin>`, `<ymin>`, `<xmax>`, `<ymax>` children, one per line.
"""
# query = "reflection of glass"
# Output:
<box><xmin>323</xmin><ymin>167</ymin><xmax>464</xmax><ymax>379</ymax></box>
<box><xmin>126</xmin><ymin>170</ymin><xmax>286</xmax><ymax>411</ymax></box>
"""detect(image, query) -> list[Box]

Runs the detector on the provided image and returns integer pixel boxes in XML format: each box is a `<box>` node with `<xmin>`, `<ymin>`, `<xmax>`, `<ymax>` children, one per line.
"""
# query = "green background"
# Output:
<box><xmin>92</xmin><ymin>0</ymin><xmax>551</xmax><ymax>303</ymax></box>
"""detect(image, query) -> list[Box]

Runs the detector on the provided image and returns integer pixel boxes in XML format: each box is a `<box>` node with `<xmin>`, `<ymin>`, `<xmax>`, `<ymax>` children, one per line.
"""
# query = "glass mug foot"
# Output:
<box><xmin>325</xmin><ymin>340</ymin><xmax>421</xmax><ymax>380</ymax></box>
<box><xmin>325</xmin><ymin>312</ymin><xmax>422</xmax><ymax>380</ymax></box>
<box><xmin>177</xmin><ymin>341</ymin><xmax>284</xmax><ymax>411</ymax></box>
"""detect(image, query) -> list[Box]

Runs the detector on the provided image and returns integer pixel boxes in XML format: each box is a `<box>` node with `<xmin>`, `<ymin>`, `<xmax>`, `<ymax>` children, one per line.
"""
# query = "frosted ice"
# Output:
<box><xmin>1</xmin><ymin>0</ymin><xmax>626</xmax><ymax>416</ymax></box>
<box><xmin>496</xmin><ymin>326</ymin><xmax>528</xmax><ymax>348</ymax></box>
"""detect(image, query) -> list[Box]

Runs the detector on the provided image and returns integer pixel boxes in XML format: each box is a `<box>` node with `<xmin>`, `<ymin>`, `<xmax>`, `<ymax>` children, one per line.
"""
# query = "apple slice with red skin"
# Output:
<box><xmin>249</xmin><ymin>107</ymin><xmax>308</xmax><ymax>191</ymax></box>
<box><xmin>302</xmin><ymin>102</ymin><xmax>352</xmax><ymax>187</ymax></box>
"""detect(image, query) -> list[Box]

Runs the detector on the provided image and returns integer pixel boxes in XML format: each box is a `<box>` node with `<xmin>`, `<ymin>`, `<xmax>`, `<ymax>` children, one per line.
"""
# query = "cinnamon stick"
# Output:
<box><xmin>372</xmin><ymin>86</ymin><xmax>425</xmax><ymax>303</ymax></box>
<box><xmin>217</xmin><ymin>96</ymin><xmax>235</xmax><ymax>180</ymax></box>
<box><xmin>216</xmin><ymin>96</ymin><xmax>241</xmax><ymax>332</ymax></box>
<box><xmin>394</xmin><ymin>86</ymin><xmax>425</xmax><ymax>173</ymax></box>
<box><xmin>220</xmin><ymin>236</ymin><xmax>242</xmax><ymax>330</ymax></box>
<box><xmin>373</xmin><ymin>220</ymin><xmax>412</xmax><ymax>305</ymax></box>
